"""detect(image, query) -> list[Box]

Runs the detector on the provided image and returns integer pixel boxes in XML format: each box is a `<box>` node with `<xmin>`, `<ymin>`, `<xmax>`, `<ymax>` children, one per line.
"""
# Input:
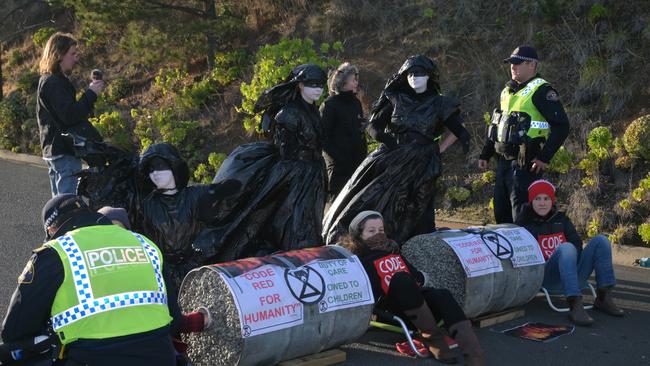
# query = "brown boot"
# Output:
<box><xmin>567</xmin><ymin>296</ymin><xmax>594</xmax><ymax>326</ymax></box>
<box><xmin>594</xmin><ymin>287</ymin><xmax>624</xmax><ymax>317</ymax></box>
<box><xmin>449</xmin><ymin>320</ymin><xmax>485</xmax><ymax>366</ymax></box>
<box><xmin>404</xmin><ymin>303</ymin><xmax>457</xmax><ymax>363</ymax></box>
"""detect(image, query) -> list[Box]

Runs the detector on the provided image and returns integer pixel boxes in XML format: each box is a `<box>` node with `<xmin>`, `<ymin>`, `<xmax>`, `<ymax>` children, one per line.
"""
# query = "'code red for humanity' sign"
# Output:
<box><xmin>219</xmin><ymin>264</ymin><xmax>304</xmax><ymax>337</ymax></box>
<box><xmin>442</xmin><ymin>234</ymin><xmax>504</xmax><ymax>277</ymax></box>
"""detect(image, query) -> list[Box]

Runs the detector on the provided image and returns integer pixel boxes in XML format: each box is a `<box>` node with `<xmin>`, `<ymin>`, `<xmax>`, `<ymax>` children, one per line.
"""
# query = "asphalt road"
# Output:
<box><xmin>0</xmin><ymin>157</ymin><xmax>648</xmax><ymax>365</ymax></box>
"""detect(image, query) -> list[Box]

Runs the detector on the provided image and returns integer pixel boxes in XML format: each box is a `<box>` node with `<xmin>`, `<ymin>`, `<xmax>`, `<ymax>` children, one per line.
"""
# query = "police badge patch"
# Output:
<box><xmin>546</xmin><ymin>90</ymin><xmax>559</xmax><ymax>102</ymax></box>
<box><xmin>18</xmin><ymin>255</ymin><xmax>36</xmax><ymax>284</ymax></box>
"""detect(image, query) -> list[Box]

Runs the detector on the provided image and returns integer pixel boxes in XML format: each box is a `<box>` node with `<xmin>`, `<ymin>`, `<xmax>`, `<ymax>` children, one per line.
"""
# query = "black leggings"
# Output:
<box><xmin>383</xmin><ymin>272</ymin><xmax>466</xmax><ymax>328</ymax></box>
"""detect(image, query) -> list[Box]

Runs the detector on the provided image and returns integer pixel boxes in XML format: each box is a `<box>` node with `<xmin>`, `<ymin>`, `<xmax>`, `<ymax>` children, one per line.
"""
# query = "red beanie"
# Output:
<box><xmin>528</xmin><ymin>180</ymin><xmax>556</xmax><ymax>203</ymax></box>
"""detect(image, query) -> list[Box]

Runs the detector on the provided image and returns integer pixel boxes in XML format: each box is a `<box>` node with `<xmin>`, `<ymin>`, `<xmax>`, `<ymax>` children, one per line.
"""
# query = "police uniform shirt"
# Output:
<box><xmin>479</xmin><ymin>75</ymin><xmax>570</xmax><ymax>163</ymax></box>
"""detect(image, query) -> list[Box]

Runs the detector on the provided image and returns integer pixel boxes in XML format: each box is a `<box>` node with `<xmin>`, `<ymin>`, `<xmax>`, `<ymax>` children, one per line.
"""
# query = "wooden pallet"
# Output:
<box><xmin>472</xmin><ymin>307</ymin><xmax>525</xmax><ymax>328</ymax></box>
<box><xmin>278</xmin><ymin>349</ymin><xmax>347</xmax><ymax>366</ymax></box>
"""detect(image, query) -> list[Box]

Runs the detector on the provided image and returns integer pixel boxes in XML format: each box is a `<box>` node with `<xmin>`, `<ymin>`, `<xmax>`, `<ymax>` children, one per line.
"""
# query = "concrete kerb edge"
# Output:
<box><xmin>0</xmin><ymin>149</ymin><xmax>46</xmax><ymax>167</ymax></box>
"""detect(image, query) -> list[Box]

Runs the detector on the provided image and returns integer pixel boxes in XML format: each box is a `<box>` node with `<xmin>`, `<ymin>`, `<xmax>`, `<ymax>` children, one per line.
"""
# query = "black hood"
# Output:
<box><xmin>139</xmin><ymin>143</ymin><xmax>190</xmax><ymax>191</ymax></box>
<box><xmin>253</xmin><ymin>63</ymin><xmax>327</xmax><ymax>114</ymax></box>
<box><xmin>371</xmin><ymin>55</ymin><xmax>441</xmax><ymax>115</ymax></box>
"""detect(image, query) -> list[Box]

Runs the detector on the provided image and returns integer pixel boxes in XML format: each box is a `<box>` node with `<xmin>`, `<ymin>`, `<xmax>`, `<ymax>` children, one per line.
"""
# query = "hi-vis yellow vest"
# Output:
<box><xmin>499</xmin><ymin>77</ymin><xmax>550</xmax><ymax>140</ymax></box>
<box><xmin>44</xmin><ymin>225</ymin><xmax>171</xmax><ymax>345</ymax></box>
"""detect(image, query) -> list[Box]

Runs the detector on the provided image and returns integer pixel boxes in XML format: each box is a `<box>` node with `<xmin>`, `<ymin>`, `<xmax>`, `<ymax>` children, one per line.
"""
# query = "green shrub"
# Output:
<box><xmin>587</xmin><ymin>126</ymin><xmax>612</xmax><ymax>159</ymax></box>
<box><xmin>33</xmin><ymin>27</ymin><xmax>57</xmax><ymax>47</ymax></box>
<box><xmin>638</xmin><ymin>223</ymin><xmax>650</xmax><ymax>245</ymax></box>
<box><xmin>631</xmin><ymin>187</ymin><xmax>647</xmax><ymax>202</ymax></box>
<box><xmin>193</xmin><ymin>152</ymin><xmax>227</xmax><ymax>184</ymax></box>
<box><xmin>445</xmin><ymin>187</ymin><xmax>471</xmax><ymax>203</ymax></box>
<box><xmin>587</xmin><ymin>3</ymin><xmax>610</xmax><ymax>24</ymax></box>
<box><xmin>154</xmin><ymin>67</ymin><xmax>189</xmax><ymax>97</ymax></box>
<box><xmin>623</xmin><ymin>115</ymin><xmax>650</xmax><ymax>160</ymax></box>
<box><xmin>577</xmin><ymin>152</ymin><xmax>599</xmax><ymax>176</ymax></box>
<box><xmin>549</xmin><ymin>146</ymin><xmax>575</xmax><ymax>174</ymax></box>
<box><xmin>618</xmin><ymin>199</ymin><xmax>631</xmax><ymax>211</ymax></box>
<box><xmin>107</xmin><ymin>77</ymin><xmax>131</xmax><ymax>102</ymax></box>
<box><xmin>7</xmin><ymin>49</ymin><xmax>25</xmax><ymax>68</ymax></box>
<box><xmin>16</xmin><ymin>69</ymin><xmax>40</xmax><ymax>93</ymax></box>
<box><xmin>614</xmin><ymin>155</ymin><xmax>633</xmax><ymax>170</ymax></box>
<box><xmin>240</xmin><ymin>38</ymin><xmax>342</xmax><ymax>132</ymax></box>
<box><xmin>90</xmin><ymin>111</ymin><xmax>132</xmax><ymax>151</ymax></box>
<box><xmin>423</xmin><ymin>8</ymin><xmax>434</xmax><ymax>18</ymax></box>
<box><xmin>481</xmin><ymin>171</ymin><xmax>496</xmax><ymax>184</ymax></box>
<box><xmin>0</xmin><ymin>92</ymin><xmax>29</xmax><ymax>151</ymax></box>
<box><xmin>581</xmin><ymin>177</ymin><xmax>596</xmax><ymax>187</ymax></box>
<box><xmin>587</xmin><ymin>217</ymin><xmax>600</xmax><ymax>238</ymax></box>
<box><xmin>488</xmin><ymin>197</ymin><xmax>494</xmax><ymax>210</ymax></box>
<box><xmin>471</xmin><ymin>179</ymin><xmax>484</xmax><ymax>192</ymax></box>
<box><xmin>612</xmin><ymin>137</ymin><xmax>625</xmax><ymax>156</ymax></box>
<box><xmin>211</xmin><ymin>50</ymin><xmax>249</xmax><ymax>86</ymax></box>
<box><xmin>579</xmin><ymin>57</ymin><xmax>606</xmax><ymax>85</ymax></box>
<box><xmin>639</xmin><ymin>174</ymin><xmax>650</xmax><ymax>190</ymax></box>
<box><xmin>179</xmin><ymin>78</ymin><xmax>216</xmax><ymax>110</ymax></box>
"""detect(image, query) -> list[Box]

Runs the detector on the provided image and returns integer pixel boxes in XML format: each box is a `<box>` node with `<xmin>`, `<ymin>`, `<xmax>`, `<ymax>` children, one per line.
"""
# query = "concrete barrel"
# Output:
<box><xmin>178</xmin><ymin>246</ymin><xmax>375</xmax><ymax>366</ymax></box>
<box><xmin>401</xmin><ymin>224</ymin><xmax>545</xmax><ymax>318</ymax></box>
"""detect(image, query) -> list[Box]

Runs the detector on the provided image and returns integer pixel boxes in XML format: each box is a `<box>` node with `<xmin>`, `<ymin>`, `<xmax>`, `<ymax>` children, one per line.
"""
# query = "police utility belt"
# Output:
<box><xmin>487</xmin><ymin>109</ymin><xmax>541</xmax><ymax>165</ymax></box>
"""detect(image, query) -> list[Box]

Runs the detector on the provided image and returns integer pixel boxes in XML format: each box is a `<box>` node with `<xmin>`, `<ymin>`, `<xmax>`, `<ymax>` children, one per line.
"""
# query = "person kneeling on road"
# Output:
<box><xmin>516</xmin><ymin>180</ymin><xmax>624</xmax><ymax>326</ymax></box>
<box><xmin>339</xmin><ymin>211</ymin><xmax>484</xmax><ymax>366</ymax></box>
<box><xmin>1</xmin><ymin>195</ymin><xmax>176</xmax><ymax>365</ymax></box>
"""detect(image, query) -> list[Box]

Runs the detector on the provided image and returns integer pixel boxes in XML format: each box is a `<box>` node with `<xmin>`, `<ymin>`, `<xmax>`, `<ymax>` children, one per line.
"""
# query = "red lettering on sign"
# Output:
<box><xmin>537</xmin><ymin>232</ymin><xmax>566</xmax><ymax>260</ymax></box>
<box><xmin>373</xmin><ymin>254</ymin><xmax>410</xmax><ymax>294</ymax></box>
<box><xmin>243</xmin><ymin>303</ymin><xmax>301</xmax><ymax>324</ymax></box>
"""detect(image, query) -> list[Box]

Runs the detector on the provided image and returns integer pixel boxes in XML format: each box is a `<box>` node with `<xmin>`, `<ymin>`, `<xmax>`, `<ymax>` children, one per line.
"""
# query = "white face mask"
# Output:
<box><xmin>407</xmin><ymin>75</ymin><xmax>429</xmax><ymax>93</ymax></box>
<box><xmin>301</xmin><ymin>86</ymin><xmax>323</xmax><ymax>103</ymax></box>
<box><xmin>149</xmin><ymin>170</ymin><xmax>176</xmax><ymax>192</ymax></box>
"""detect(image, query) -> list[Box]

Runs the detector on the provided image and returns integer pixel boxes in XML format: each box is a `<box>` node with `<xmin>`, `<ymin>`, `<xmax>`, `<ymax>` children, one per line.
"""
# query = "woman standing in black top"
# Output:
<box><xmin>37</xmin><ymin>32</ymin><xmax>106</xmax><ymax>196</ymax></box>
<box><xmin>320</xmin><ymin>63</ymin><xmax>367</xmax><ymax>201</ymax></box>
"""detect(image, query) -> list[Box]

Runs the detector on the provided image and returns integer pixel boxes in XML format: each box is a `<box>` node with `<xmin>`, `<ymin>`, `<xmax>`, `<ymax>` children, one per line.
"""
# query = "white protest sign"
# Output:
<box><xmin>311</xmin><ymin>256</ymin><xmax>374</xmax><ymax>313</ymax></box>
<box><xmin>494</xmin><ymin>227</ymin><xmax>545</xmax><ymax>268</ymax></box>
<box><xmin>441</xmin><ymin>234</ymin><xmax>504</xmax><ymax>277</ymax></box>
<box><xmin>219</xmin><ymin>264</ymin><xmax>303</xmax><ymax>338</ymax></box>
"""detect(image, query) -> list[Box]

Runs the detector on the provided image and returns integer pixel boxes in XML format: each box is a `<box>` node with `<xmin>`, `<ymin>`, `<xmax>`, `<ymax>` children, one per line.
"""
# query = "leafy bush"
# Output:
<box><xmin>638</xmin><ymin>223</ymin><xmax>650</xmax><ymax>245</ymax></box>
<box><xmin>579</xmin><ymin>57</ymin><xmax>606</xmax><ymax>85</ymax></box>
<box><xmin>618</xmin><ymin>199</ymin><xmax>631</xmax><ymax>211</ymax></box>
<box><xmin>90</xmin><ymin>111</ymin><xmax>132</xmax><ymax>151</ymax></box>
<box><xmin>581</xmin><ymin>177</ymin><xmax>596</xmax><ymax>187</ymax></box>
<box><xmin>612</xmin><ymin>137</ymin><xmax>625</xmax><ymax>156</ymax></box>
<box><xmin>7</xmin><ymin>49</ymin><xmax>25</xmax><ymax>68</ymax></box>
<box><xmin>631</xmin><ymin>187</ymin><xmax>647</xmax><ymax>202</ymax></box>
<box><xmin>107</xmin><ymin>77</ymin><xmax>131</xmax><ymax>103</ymax></box>
<box><xmin>614</xmin><ymin>155</ymin><xmax>633</xmax><ymax>170</ymax></box>
<box><xmin>587</xmin><ymin>4</ymin><xmax>610</xmax><ymax>24</ymax></box>
<box><xmin>193</xmin><ymin>152</ymin><xmax>227</xmax><ymax>184</ymax></box>
<box><xmin>154</xmin><ymin>68</ymin><xmax>189</xmax><ymax>97</ymax></box>
<box><xmin>587</xmin><ymin>126</ymin><xmax>612</xmax><ymax>159</ymax></box>
<box><xmin>179</xmin><ymin>79</ymin><xmax>216</xmax><ymax>110</ymax></box>
<box><xmin>471</xmin><ymin>179</ymin><xmax>484</xmax><ymax>192</ymax></box>
<box><xmin>623</xmin><ymin>115</ymin><xmax>650</xmax><ymax>160</ymax></box>
<box><xmin>33</xmin><ymin>27</ymin><xmax>57</xmax><ymax>47</ymax></box>
<box><xmin>131</xmin><ymin>107</ymin><xmax>202</xmax><ymax>163</ymax></box>
<box><xmin>482</xmin><ymin>171</ymin><xmax>496</xmax><ymax>184</ymax></box>
<box><xmin>549</xmin><ymin>146</ymin><xmax>574</xmax><ymax>174</ymax></box>
<box><xmin>16</xmin><ymin>69</ymin><xmax>40</xmax><ymax>93</ymax></box>
<box><xmin>211</xmin><ymin>50</ymin><xmax>249</xmax><ymax>86</ymax></box>
<box><xmin>587</xmin><ymin>217</ymin><xmax>600</xmax><ymax>238</ymax></box>
<box><xmin>445</xmin><ymin>187</ymin><xmax>471</xmax><ymax>203</ymax></box>
<box><xmin>423</xmin><ymin>8</ymin><xmax>434</xmax><ymax>19</ymax></box>
<box><xmin>577</xmin><ymin>152</ymin><xmax>599</xmax><ymax>176</ymax></box>
<box><xmin>0</xmin><ymin>92</ymin><xmax>29</xmax><ymax>151</ymax></box>
<box><xmin>240</xmin><ymin>38</ymin><xmax>342</xmax><ymax>132</ymax></box>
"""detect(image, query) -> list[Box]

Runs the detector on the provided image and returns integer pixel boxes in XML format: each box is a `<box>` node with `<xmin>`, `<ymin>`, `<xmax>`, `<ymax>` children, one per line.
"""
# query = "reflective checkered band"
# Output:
<box><xmin>530</xmin><ymin>121</ymin><xmax>550</xmax><ymax>129</ymax></box>
<box><xmin>131</xmin><ymin>232</ymin><xmax>165</xmax><ymax>292</ymax></box>
<box><xmin>51</xmin><ymin>233</ymin><xmax>166</xmax><ymax>330</ymax></box>
<box><xmin>510</xmin><ymin>55</ymin><xmax>538</xmax><ymax>62</ymax></box>
<box><xmin>518</xmin><ymin>78</ymin><xmax>545</xmax><ymax>97</ymax></box>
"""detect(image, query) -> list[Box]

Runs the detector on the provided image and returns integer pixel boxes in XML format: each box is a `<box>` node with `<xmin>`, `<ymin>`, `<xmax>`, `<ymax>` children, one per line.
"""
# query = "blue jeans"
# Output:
<box><xmin>46</xmin><ymin>155</ymin><xmax>82</xmax><ymax>196</ymax></box>
<box><xmin>542</xmin><ymin>235</ymin><xmax>616</xmax><ymax>297</ymax></box>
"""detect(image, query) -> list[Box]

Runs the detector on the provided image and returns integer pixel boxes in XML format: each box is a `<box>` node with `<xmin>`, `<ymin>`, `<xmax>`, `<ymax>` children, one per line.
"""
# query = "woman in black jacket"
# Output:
<box><xmin>320</xmin><ymin>63</ymin><xmax>367</xmax><ymax>201</ymax></box>
<box><xmin>340</xmin><ymin>211</ymin><xmax>484</xmax><ymax>365</ymax></box>
<box><xmin>516</xmin><ymin>180</ymin><xmax>624</xmax><ymax>326</ymax></box>
<box><xmin>37</xmin><ymin>32</ymin><xmax>106</xmax><ymax>196</ymax></box>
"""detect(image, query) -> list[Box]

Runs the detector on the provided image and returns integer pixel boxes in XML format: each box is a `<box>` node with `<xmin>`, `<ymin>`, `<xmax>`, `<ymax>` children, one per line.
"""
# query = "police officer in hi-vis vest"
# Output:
<box><xmin>1</xmin><ymin>194</ymin><xmax>176</xmax><ymax>365</ymax></box>
<box><xmin>478</xmin><ymin>45</ymin><xmax>570</xmax><ymax>224</ymax></box>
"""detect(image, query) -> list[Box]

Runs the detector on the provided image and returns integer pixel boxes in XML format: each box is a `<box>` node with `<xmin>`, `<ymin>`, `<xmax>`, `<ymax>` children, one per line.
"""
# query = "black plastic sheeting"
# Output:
<box><xmin>196</xmin><ymin>141</ymin><xmax>326</xmax><ymax>262</ymax></box>
<box><xmin>322</xmin><ymin>142</ymin><xmax>441</xmax><ymax>245</ymax></box>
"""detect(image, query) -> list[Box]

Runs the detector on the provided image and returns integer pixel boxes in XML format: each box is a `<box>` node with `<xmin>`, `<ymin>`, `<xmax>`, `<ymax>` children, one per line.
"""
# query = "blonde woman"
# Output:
<box><xmin>320</xmin><ymin>62</ymin><xmax>367</xmax><ymax>200</ymax></box>
<box><xmin>37</xmin><ymin>32</ymin><xmax>105</xmax><ymax>196</ymax></box>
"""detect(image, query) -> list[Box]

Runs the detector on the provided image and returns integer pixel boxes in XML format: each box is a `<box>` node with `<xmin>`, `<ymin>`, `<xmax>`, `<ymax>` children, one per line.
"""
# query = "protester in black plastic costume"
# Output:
<box><xmin>203</xmin><ymin>64</ymin><xmax>327</xmax><ymax>261</ymax></box>
<box><xmin>323</xmin><ymin>55</ymin><xmax>471</xmax><ymax>245</ymax></box>
<box><xmin>138</xmin><ymin>143</ymin><xmax>240</xmax><ymax>292</ymax></box>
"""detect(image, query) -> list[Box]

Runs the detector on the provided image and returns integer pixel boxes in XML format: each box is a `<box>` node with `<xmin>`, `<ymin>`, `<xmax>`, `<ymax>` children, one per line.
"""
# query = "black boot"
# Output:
<box><xmin>567</xmin><ymin>296</ymin><xmax>594</xmax><ymax>326</ymax></box>
<box><xmin>594</xmin><ymin>287</ymin><xmax>624</xmax><ymax>317</ymax></box>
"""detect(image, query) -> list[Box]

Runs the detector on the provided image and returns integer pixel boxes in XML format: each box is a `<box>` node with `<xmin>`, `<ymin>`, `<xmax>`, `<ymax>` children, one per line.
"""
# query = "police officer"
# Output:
<box><xmin>478</xmin><ymin>45</ymin><xmax>570</xmax><ymax>224</ymax></box>
<box><xmin>1</xmin><ymin>194</ymin><xmax>176</xmax><ymax>365</ymax></box>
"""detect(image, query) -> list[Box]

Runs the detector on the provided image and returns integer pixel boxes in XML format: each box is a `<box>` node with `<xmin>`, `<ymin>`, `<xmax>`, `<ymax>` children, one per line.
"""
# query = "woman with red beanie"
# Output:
<box><xmin>516</xmin><ymin>179</ymin><xmax>624</xmax><ymax>326</ymax></box>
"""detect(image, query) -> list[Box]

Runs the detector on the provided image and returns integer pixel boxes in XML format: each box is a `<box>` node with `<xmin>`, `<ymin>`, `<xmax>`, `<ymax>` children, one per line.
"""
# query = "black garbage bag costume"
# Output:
<box><xmin>205</xmin><ymin>64</ymin><xmax>327</xmax><ymax>261</ymax></box>
<box><xmin>322</xmin><ymin>55</ymin><xmax>471</xmax><ymax>244</ymax></box>
<box><xmin>138</xmin><ymin>143</ymin><xmax>240</xmax><ymax>291</ymax></box>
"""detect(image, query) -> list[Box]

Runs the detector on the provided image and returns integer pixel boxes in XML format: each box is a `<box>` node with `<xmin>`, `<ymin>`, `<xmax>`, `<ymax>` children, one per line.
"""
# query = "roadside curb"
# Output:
<box><xmin>0</xmin><ymin>149</ymin><xmax>46</xmax><ymax>167</ymax></box>
<box><xmin>437</xmin><ymin>218</ymin><xmax>650</xmax><ymax>269</ymax></box>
